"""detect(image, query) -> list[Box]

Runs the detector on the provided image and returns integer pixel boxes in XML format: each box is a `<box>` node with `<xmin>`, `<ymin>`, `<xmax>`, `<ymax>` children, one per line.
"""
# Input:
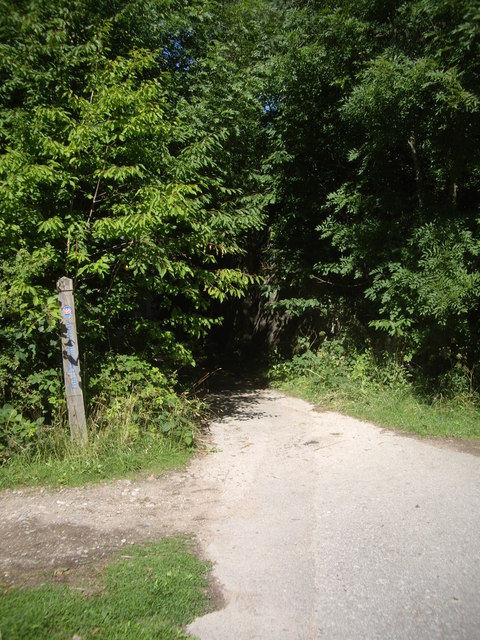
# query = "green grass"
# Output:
<box><xmin>0</xmin><ymin>538</ymin><xmax>212</xmax><ymax>640</ymax></box>
<box><xmin>274</xmin><ymin>376</ymin><xmax>480</xmax><ymax>440</ymax></box>
<box><xmin>0</xmin><ymin>433</ymin><xmax>191</xmax><ymax>490</ymax></box>
<box><xmin>342</xmin><ymin>387</ymin><xmax>480</xmax><ymax>439</ymax></box>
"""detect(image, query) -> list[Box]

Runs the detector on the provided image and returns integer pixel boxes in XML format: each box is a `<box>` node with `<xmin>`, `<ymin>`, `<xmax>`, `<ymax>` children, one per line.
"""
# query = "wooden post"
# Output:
<box><xmin>57</xmin><ymin>277</ymin><xmax>87</xmax><ymax>445</ymax></box>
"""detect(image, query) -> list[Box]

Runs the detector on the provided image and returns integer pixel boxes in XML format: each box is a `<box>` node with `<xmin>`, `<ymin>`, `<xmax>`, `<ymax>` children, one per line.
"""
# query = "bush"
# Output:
<box><xmin>88</xmin><ymin>354</ymin><xmax>201</xmax><ymax>448</ymax></box>
<box><xmin>271</xmin><ymin>337</ymin><xmax>413</xmax><ymax>398</ymax></box>
<box><xmin>0</xmin><ymin>404</ymin><xmax>45</xmax><ymax>464</ymax></box>
<box><xmin>269</xmin><ymin>335</ymin><xmax>480</xmax><ymax>441</ymax></box>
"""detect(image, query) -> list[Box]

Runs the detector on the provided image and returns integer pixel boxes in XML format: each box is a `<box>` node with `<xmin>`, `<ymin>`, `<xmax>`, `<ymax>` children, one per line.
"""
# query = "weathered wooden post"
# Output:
<box><xmin>57</xmin><ymin>276</ymin><xmax>87</xmax><ymax>445</ymax></box>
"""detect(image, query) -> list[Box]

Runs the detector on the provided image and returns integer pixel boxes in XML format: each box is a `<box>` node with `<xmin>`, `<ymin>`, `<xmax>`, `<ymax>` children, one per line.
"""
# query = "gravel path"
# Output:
<box><xmin>1</xmin><ymin>389</ymin><xmax>480</xmax><ymax>639</ymax></box>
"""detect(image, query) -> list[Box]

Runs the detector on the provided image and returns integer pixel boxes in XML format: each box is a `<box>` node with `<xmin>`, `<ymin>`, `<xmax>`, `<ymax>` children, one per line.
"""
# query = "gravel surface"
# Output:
<box><xmin>1</xmin><ymin>389</ymin><xmax>480</xmax><ymax>639</ymax></box>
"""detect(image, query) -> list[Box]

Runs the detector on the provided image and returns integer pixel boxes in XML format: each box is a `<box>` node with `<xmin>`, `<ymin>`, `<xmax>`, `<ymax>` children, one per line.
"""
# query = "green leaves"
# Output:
<box><xmin>366</xmin><ymin>222</ymin><xmax>480</xmax><ymax>329</ymax></box>
<box><xmin>0</xmin><ymin>0</ymin><xmax>272</xmax><ymax>435</ymax></box>
<box><xmin>0</xmin><ymin>403</ymin><xmax>45</xmax><ymax>463</ymax></box>
<box><xmin>261</xmin><ymin>0</ymin><xmax>480</xmax><ymax>382</ymax></box>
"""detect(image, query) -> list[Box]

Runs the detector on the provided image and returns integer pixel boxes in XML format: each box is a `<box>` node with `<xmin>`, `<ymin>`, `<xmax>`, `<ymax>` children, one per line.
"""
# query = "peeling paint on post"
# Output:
<box><xmin>57</xmin><ymin>277</ymin><xmax>87</xmax><ymax>445</ymax></box>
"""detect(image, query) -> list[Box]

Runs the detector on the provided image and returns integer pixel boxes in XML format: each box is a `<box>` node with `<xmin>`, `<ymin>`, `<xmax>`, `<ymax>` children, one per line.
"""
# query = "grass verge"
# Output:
<box><xmin>275</xmin><ymin>377</ymin><xmax>480</xmax><ymax>439</ymax></box>
<box><xmin>270</xmin><ymin>341</ymin><xmax>480</xmax><ymax>440</ymax></box>
<box><xmin>0</xmin><ymin>537</ymin><xmax>212</xmax><ymax>640</ymax></box>
<box><xmin>0</xmin><ymin>432</ymin><xmax>191</xmax><ymax>490</ymax></box>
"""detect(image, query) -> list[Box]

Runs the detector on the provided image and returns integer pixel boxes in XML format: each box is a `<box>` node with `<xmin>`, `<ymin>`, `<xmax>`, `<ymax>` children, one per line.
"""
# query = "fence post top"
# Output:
<box><xmin>57</xmin><ymin>276</ymin><xmax>73</xmax><ymax>292</ymax></box>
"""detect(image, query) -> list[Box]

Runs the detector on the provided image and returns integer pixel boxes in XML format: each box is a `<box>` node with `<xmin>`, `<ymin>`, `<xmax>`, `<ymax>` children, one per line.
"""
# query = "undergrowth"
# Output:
<box><xmin>0</xmin><ymin>355</ymin><xmax>205</xmax><ymax>488</ymax></box>
<box><xmin>0</xmin><ymin>537</ymin><xmax>212</xmax><ymax>640</ymax></box>
<box><xmin>270</xmin><ymin>339</ymin><xmax>480</xmax><ymax>440</ymax></box>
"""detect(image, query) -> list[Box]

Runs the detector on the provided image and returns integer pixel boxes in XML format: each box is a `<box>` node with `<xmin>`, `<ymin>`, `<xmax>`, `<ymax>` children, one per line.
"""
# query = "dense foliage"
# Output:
<box><xmin>1</xmin><ymin>0</ymin><xmax>479</xmax><ymax>462</ymax></box>
<box><xmin>266</xmin><ymin>0</ymin><xmax>480</xmax><ymax>393</ymax></box>
<box><xmin>0</xmin><ymin>0</ymin><xmax>271</xmax><ymax>458</ymax></box>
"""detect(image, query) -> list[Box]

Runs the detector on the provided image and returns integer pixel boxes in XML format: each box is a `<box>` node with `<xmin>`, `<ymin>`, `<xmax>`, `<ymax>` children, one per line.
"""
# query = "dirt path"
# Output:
<box><xmin>2</xmin><ymin>389</ymin><xmax>480</xmax><ymax>639</ymax></box>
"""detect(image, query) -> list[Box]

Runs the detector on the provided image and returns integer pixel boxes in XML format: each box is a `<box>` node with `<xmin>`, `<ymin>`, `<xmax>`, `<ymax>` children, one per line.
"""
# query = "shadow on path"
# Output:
<box><xmin>206</xmin><ymin>390</ymin><xmax>271</xmax><ymax>422</ymax></box>
<box><xmin>196</xmin><ymin>366</ymin><xmax>272</xmax><ymax>422</ymax></box>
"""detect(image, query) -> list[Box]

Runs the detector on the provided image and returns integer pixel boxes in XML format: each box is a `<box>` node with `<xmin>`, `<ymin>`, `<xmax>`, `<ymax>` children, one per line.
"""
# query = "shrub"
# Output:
<box><xmin>88</xmin><ymin>354</ymin><xmax>201</xmax><ymax>448</ymax></box>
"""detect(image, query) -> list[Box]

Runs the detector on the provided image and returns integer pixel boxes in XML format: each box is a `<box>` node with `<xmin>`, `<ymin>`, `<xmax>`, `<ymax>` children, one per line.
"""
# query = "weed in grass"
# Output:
<box><xmin>0</xmin><ymin>538</ymin><xmax>212</xmax><ymax>640</ymax></box>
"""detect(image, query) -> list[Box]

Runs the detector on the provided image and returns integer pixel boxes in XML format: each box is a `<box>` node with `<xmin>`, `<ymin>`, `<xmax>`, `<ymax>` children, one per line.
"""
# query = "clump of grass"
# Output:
<box><xmin>341</xmin><ymin>388</ymin><xmax>480</xmax><ymax>439</ymax></box>
<box><xmin>0</xmin><ymin>537</ymin><xmax>213</xmax><ymax>640</ymax></box>
<box><xmin>270</xmin><ymin>340</ymin><xmax>480</xmax><ymax>440</ymax></box>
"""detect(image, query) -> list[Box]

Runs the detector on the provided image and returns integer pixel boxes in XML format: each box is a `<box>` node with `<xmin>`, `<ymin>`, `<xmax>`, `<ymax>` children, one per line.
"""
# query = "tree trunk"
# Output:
<box><xmin>408</xmin><ymin>135</ymin><xmax>424</xmax><ymax>208</ymax></box>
